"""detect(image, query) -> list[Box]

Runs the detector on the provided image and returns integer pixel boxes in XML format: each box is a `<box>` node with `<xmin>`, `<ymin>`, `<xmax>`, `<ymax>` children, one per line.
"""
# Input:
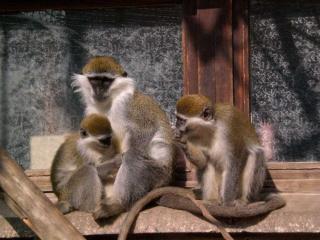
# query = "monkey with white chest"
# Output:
<box><xmin>51</xmin><ymin>114</ymin><xmax>122</xmax><ymax>214</ymax></box>
<box><xmin>174</xmin><ymin>94</ymin><xmax>284</xmax><ymax>208</ymax></box>
<box><xmin>68</xmin><ymin>58</ymin><xmax>284</xmax><ymax>240</ymax></box>
<box><xmin>72</xmin><ymin>56</ymin><xmax>174</xmax><ymax>219</ymax></box>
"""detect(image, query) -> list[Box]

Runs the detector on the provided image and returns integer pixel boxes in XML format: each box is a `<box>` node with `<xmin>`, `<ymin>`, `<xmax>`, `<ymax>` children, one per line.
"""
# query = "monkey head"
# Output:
<box><xmin>78</xmin><ymin>114</ymin><xmax>114</xmax><ymax>151</ymax></box>
<box><xmin>175</xmin><ymin>94</ymin><xmax>215</xmax><ymax>147</ymax></box>
<box><xmin>72</xmin><ymin>56</ymin><xmax>132</xmax><ymax>105</ymax></box>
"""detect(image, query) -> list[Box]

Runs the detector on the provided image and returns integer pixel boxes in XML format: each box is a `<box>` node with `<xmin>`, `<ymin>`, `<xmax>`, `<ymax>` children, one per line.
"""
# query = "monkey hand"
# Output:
<box><xmin>173</xmin><ymin>136</ymin><xmax>187</xmax><ymax>151</ymax></box>
<box><xmin>96</xmin><ymin>154</ymin><xmax>123</xmax><ymax>181</ymax></box>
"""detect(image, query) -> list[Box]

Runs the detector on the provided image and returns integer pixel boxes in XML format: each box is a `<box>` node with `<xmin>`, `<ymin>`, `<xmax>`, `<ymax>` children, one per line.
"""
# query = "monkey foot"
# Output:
<box><xmin>57</xmin><ymin>201</ymin><xmax>73</xmax><ymax>214</ymax></box>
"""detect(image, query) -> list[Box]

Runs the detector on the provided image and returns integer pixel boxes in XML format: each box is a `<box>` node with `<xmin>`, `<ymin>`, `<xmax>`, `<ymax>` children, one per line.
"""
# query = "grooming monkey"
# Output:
<box><xmin>51</xmin><ymin>114</ymin><xmax>122</xmax><ymax>214</ymax></box>
<box><xmin>72</xmin><ymin>56</ymin><xmax>174</xmax><ymax>218</ymax></box>
<box><xmin>117</xmin><ymin>94</ymin><xmax>286</xmax><ymax>240</ymax></box>
<box><xmin>72</xmin><ymin>57</ymin><xmax>235</xmax><ymax>240</ymax></box>
<box><xmin>165</xmin><ymin>94</ymin><xmax>285</xmax><ymax>211</ymax></box>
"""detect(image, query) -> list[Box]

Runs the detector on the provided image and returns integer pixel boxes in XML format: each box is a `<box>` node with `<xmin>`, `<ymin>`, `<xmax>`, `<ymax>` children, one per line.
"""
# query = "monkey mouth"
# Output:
<box><xmin>93</xmin><ymin>94</ymin><xmax>108</xmax><ymax>102</ymax></box>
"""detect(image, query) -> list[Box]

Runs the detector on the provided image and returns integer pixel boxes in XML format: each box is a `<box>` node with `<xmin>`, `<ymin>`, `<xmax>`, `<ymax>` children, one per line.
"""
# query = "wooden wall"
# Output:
<box><xmin>182</xmin><ymin>0</ymin><xmax>249</xmax><ymax>115</ymax></box>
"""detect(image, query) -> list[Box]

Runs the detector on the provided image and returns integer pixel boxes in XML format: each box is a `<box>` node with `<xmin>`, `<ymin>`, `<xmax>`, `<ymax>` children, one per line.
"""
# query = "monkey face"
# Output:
<box><xmin>79</xmin><ymin>128</ymin><xmax>112</xmax><ymax>148</ymax></box>
<box><xmin>175</xmin><ymin>115</ymin><xmax>187</xmax><ymax>139</ymax></box>
<box><xmin>88</xmin><ymin>76</ymin><xmax>115</xmax><ymax>101</ymax></box>
<box><xmin>175</xmin><ymin>112</ymin><xmax>215</xmax><ymax>148</ymax></box>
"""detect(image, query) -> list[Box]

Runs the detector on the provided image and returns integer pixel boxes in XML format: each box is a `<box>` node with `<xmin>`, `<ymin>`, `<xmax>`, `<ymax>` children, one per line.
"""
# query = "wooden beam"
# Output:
<box><xmin>182</xmin><ymin>0</ymin><xmax>233</xmax><ymax>104</ymax></box>
<box><xmin>0</xmin><ymin>149</ymin><xmax>85</xmax><ymax>240</ymax></box>
<box><xmin>233</xmin><ymin>0</ymin><xmax>250</xmax><ymax>115</ymax></box>
<box><xmin>182</xmin><ymin>0</ymin><xmax>198</xmax><ymax>95</ymax></box>
<box><xmin>0</xmin><ymin>0</ymin><xmax>182</xmax><ymax>12</ymax></box>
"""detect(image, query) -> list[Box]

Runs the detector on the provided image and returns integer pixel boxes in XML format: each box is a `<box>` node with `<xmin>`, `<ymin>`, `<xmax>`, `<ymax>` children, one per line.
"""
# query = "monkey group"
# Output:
<box><xmin>51</xmin><ymin>56</ymin><xmax>285</xmax><ymax>239</ymax></box>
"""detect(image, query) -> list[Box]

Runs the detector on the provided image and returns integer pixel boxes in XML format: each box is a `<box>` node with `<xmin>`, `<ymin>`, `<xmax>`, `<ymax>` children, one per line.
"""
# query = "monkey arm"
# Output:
<box><xmin>96</xmin><ymin>154</ymin><xmax>122</xmax><ymax>181</ymax></box>
<box><xmin>184</xmin><ymin>142</ymin><xmax>208</xmax><ymax>170</ymax></box>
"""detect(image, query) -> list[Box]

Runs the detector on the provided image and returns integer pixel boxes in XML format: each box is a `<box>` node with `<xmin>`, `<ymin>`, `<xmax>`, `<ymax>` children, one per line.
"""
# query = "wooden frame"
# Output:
<box><xmin>182</xmin><ymin>0</ymin><xmax>249</xmax><ymax>115</ymax></box>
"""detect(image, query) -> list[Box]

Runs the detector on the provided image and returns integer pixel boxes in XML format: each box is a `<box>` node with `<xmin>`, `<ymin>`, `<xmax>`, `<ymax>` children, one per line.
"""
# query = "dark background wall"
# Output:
<box><xmin>250</xmin><ymin>0</ymin><xmax>320</xmax><ymax>161</ymax></box>
<box><xmin>0</xmin><ymin>7</ymin><xmax>183</xmax><ymax>168</ymax></box>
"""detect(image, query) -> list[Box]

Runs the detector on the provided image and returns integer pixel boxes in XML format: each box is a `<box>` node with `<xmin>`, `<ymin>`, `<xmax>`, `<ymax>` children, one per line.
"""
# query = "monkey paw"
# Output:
<box><xmin>93</xmin><ymin>206</ymin><xmax>113</xmax><ymax>220</ymax></box>
<box><xmin>57</xmin><ymin>201</ymin><xmax>73</xmax><ymax>214</ymax></box>
<box><xmin>231</xmin><ymin>199</ymin><xmax>248</xmax><ymax>207</ymax></box>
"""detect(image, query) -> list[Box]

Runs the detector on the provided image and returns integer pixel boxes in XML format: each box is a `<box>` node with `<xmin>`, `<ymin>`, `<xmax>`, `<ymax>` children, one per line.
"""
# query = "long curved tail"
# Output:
<box><xmin>158</xmin><ymin>192</ymin><xmax>285</xmax><ymax>218</ymax></box>
<box><xmin>118</xmin><ymin>187</ymin><xmax>234</xmax><ymax>240</ymax></box>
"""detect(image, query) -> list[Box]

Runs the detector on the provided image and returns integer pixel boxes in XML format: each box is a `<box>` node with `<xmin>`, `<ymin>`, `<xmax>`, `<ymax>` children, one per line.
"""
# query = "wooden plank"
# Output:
<box><xmin>197</xmin><ymin>3</ymin><xmax>216</xmax><ymax>101</ymax></box>
<box><xmin>0</xmin><ymin>0</ymin><xmax>182</xmax><ymax>12</ymax></box>
<box><xmin>264</xmin><ymin>179</ymin><xmax>320</xmax><ymax>193</ymax></box>
<box><xmin>268</xmin><ymin>169</ymin><xmax>320</xmax><ymax>179</ymax></box>
<box><xmin>0</xmin><ymin>149</ymin><xmax>85</xmax><ymax>240</ymax></box>
<box><xmin>182</xmin><ymin>0</ymin><xmax>233</xmax><ymax>104</ymax></box>
<box><xmin>232</xmin><ymin>0</ymin><xmax>249</xmax><ymax>115</ymax></box>
<box><xmin>267</xmin><ymin>162</ymin><xmax>320</xmax><ymax>170</ymax></box>
<box><xmin>210</xmin><ymin>0</ymin><xmax>233</xmax><ymax>104</ymax></box>
<box><xmin>9</xmin><ymin>162</ymin><xmax>320</xmax><ymax>195</ymax></box>
<box><xmin>182</xmin><ymin>0</ymin><xmax>199</xmax><ymax>95</ymax></box>
<box><xmin>2</xmin><ymin>193</ymin><xmax>320</xmax><ymax>237</ymax></box>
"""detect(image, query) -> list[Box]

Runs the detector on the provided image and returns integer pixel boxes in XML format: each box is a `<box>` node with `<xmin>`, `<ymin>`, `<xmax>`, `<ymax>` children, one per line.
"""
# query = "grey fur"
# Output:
<box><xmin>73</xmin><ymin>70</ymin><xmax>174</xmax><ymax>212</ymax></box>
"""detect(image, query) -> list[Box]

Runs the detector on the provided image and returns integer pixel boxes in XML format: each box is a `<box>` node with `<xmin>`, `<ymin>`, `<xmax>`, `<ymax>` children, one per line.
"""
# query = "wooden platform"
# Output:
<box><xmin>1</xmin><ymin>162</ymin><xmax>320</xmax><ymax>239</ymax></box>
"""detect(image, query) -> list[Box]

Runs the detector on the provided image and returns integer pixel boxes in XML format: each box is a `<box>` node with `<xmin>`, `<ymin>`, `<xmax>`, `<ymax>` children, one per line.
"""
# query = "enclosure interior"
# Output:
<box><xmin>0</xmin><ymin>1</ymin><xmax>319</xmax><ymax>170</ymax></box>
<box><xmin>0</xmin><ymin>7</ymin><xmax>183</xmax><ymax>169</ymax></box>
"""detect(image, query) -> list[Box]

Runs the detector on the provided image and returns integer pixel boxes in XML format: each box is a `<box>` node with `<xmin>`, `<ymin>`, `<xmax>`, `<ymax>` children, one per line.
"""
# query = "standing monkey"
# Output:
<box><xmin>72</xmin><ymin>56</ymin><xmax>174</xmax><ymax>218</ymax></box>
<box><xmin>51</xmin><ymin>114</ymin><xmax>121</xmax><ymax>214</ymax></box>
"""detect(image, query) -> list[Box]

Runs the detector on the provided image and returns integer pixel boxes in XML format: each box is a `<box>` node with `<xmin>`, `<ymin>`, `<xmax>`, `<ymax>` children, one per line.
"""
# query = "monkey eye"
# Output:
<box><xmin>176</xmin><ymin>116</ymin><xmax>186</xmax><ymax>128</ymax></box>
<box><xmin>202</xmin><ymin>108</ymin><xmax>213</xmax><ymax>121</ymax></box>
<box><xmin>80</xmin><ymin>128</ymin><xmax>88</xmax><ymax>138</ymax></box>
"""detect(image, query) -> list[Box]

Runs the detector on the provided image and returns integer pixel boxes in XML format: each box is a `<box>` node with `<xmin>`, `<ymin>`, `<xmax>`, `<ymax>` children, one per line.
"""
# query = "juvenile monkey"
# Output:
<box><xmin>172</xmin><ymin>94</ymin><xmax>285</xmax><ymax>208</ymax></box>
<box><xmin>51</xmin><ymin>114</ymin><xmax>121</xmax><ymax>214</ymax></box>
<box><xmin>72</xmin><ymin>56</ymin><xmax>174</xmax><ymax>218</ymax></box>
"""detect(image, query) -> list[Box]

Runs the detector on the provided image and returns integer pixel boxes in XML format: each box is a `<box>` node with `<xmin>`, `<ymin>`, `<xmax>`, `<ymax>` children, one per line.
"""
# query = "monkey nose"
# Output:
<box><xmin>99</xmin><ymin>136</ymin><xmax>111</xmax><ymax>146</ymax></box>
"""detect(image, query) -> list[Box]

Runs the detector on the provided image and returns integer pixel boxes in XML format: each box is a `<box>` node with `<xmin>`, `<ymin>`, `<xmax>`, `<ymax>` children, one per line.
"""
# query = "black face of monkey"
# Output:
<box><xmin>176</xmin><ymin>116</ymin><xmax>187</xmax><ymax>129</ymax></box>
<box><xmin>79</xmin><ymin>127</ymin><xmax>112</xmax><ymax>147</ymax></box>
<box><xmin>88</xmin><ymin>76</ymin><xmax>115</xmax><ymax>101</ymax></box>
<box><xmin>98</xmin><ymin>135</ymin><xmax>112</xmax><ymax>146</ymax></box>
<box><xmin>175</xmin><ymin>116</ymin><xmax>187</xmax><ymax>139</ymax></box>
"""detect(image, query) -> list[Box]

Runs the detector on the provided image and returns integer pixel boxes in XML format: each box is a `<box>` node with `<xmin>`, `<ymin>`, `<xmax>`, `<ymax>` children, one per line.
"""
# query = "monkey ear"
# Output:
<box><xmin>201</xmin><ymin>106</ymin><xmax>214</xmax><ymax>121</ymax></box>
<box><xmin>122</xmin><ymin>71</ymin><xmax>128</xmax><ymax>77</ymax></box>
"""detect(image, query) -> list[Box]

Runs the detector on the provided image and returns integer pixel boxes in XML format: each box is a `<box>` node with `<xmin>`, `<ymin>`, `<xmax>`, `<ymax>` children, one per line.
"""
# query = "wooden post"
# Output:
<box><xmin>0</xmin><ymin>148</ymin><xmax>85</xmax><ymax>240</ymax></box>
<box><xmin>182</xmin><ymin>0</ymin><xmax>233</xmax><ymax>104</ymax></box>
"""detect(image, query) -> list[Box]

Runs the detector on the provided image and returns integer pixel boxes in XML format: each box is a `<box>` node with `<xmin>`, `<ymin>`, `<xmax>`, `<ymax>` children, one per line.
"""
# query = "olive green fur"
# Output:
<box><xmin>80</xmin><ymin>114</ymin><xmax>112</xmax><ymax>136</ymax></box>
<box><xmin>176</xmin><ymin>94</ymin><xmax>213</xmax><ymax>117</ymax></box>
<box><xmin>82</xmin><ymin>56</ymin><xmax>126</xmax><ymax>76</ymax></box>
<box><xmin>50</xmin><ymin>133</ymin><xmax>82</xmax><ymax>199</ymax></box>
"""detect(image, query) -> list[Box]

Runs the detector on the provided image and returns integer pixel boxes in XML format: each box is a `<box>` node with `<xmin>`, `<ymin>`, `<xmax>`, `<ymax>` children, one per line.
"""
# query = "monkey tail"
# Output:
<box><xmin>158</xmin><ymin>192</ymin><xmax>285</xmax><ymax>218</ymax></box>
<box><xmin>118</xmin><ymin>187</ymin><xmax>234</xmax><ymax>240</ymax></box>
